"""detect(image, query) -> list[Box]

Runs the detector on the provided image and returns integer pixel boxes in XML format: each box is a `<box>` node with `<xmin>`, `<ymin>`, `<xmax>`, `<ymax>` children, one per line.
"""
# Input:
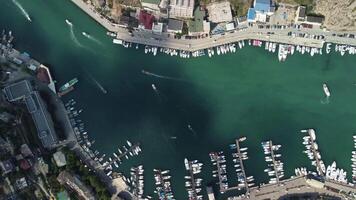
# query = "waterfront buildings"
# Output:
<box><xmin>295</xmin><ymin>6</ymin><xmax>306</xmax><ymax>22</ymax></box>
<box><xmin>57</xmin><ymin>171</ymin><xmax>96</xmax><ymax>200</ymax></box>
<box><xmin>247</xmin><ymin>0</ymin><xmax>274</xmax><ymax>22</ymax></box>
<box><xmin>2</xmin><ymin>80</ymin><xmax>58</xmax><ymax>149</ymax></box>
<box><xmin>169</xmin><ymin>0</ymin><xmax>195</xmax><ymax>19</ymax></box>
<box><xmin>167</xmin><ymin>19</ymin><xmax>184</xmax><ymax>33</ymax></box>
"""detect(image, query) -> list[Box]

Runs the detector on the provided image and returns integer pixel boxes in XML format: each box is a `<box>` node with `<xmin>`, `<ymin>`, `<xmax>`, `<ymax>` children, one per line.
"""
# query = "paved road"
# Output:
<box><xmin>71</xmin><ymin>0</ymin><xmax>356</xmax><ymax>51</ymax></box>
<box><xmin>230</xmin><ymin>176</ymin><xmax>356</xmax><ymax>200</ymax></box>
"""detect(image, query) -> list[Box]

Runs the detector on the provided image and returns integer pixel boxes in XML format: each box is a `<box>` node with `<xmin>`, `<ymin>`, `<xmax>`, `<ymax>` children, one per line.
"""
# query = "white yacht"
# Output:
<box><xmin>65</xmin><ymin>19</ymin><xmax>72</xmax><ymax>26</ymax></box>
<box><xmin>323</xmin><ymin>83</ymin><xmax>331</xmax><ymax>97</ymax></box>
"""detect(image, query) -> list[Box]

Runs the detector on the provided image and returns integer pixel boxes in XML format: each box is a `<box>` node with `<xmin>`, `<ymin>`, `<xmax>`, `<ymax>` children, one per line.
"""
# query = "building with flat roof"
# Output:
<box><xmin>305</xmin><ymin>15</ymin><xmax>324</xmax><ymax>25</ymax></box>
<box><xmin>57</xmin><ymin>171</ymin><xmax>95</xmax><ymax>200</ymax></box>
<box><xmin>247</xmin><ymin>0</ymin><xmax>273</xmax><ymax>22</ymax></box>
<box><xmin>141</xmin><ymin>0</ymin><xmax>161</xmax><ymax>11</ymax></box>
<box><xmin>152</xmin><ymin>22</ymin><xmax>164</xmax><ymax>34</ymax></box>
<box><xmin>295</xmin><ymin>6</ymin><xmax>306</xmax><ymax>22</ymax></box>
<box><xmin>207</xmin><ymin>1</ymin><xmax>233</xmax><ymax>23</ymax></box>
<box><xmin>0</xmin><ymin>159</ymin><xmax>15</xmax><ymax>175</ymax></box>
<box><xmin>3</xmin><ymin>80</ymin><xmax>58</xmax><ymax>149</ymax></box>
<box><xmin>53</xmin><ymin>151</ymin><xmax>67</xmax><ymax>167</ymax></box>
<box><xmin>189</xmin><ymin>7</ymin><xmax>210</xmax><ymax>35</ymax></box>
<box><xmin>167</xmin><ymin>19</ymin><xmax>184</xmax><ymax>33</ymax></box>
<box><xmin>169</xmin><ymin>0</ymin><xmax>195</xmax><ymax>19</ymax></box>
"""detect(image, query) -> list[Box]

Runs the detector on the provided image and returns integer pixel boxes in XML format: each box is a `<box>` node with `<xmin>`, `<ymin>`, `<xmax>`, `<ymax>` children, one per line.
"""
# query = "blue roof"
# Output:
<box><xmin>254</xmin><ymin>0</ymin><xmax>270</xmax><ymax>13</ymax></box>
<box><xmin>247</xmin><ymin>8</ymin><xmax>256</xmax><ymax>20</ymax></box>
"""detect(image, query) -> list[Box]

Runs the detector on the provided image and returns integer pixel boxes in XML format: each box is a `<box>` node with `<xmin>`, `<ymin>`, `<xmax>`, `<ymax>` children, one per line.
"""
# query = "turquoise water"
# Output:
<box><xmin>2</xmin><ymin>1</ymin><xmax>356</xmax><ymax>199</ymax></box>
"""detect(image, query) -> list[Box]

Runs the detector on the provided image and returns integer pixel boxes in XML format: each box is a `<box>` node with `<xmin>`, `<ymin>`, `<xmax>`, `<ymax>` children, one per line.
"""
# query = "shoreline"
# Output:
<box><xmin>70</xmin><ymin>0</ymin><xmax>356</xmax><ymax>52</ymax></box>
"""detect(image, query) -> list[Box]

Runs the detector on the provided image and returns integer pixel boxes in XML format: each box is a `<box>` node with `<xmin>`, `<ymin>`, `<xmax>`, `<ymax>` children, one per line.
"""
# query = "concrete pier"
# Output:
<box><xmin>106</xmin><ymin>143</ymin><xmax>140</xmax><ymax>167</ymax></box>
<box><xmin>235</xmin><ymin>138</ymin><xmax>250</xmax><ymax>193</ymax></box>
<box><xmin>307</xmin><ymin>130</ymin><xmax>325</xmax><ymax>177</ymax></box>
<box><xmin>268</xmin><ymin>140</ymin><xmax>281</xmax><ymax>184</ymax></box>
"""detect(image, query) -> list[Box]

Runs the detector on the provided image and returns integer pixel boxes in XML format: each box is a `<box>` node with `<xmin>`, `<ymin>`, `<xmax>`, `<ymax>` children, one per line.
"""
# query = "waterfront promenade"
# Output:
<box><xmin>231</xmin><ymin>176</ymin><xmax>356</xmax><ymax>200</ymax></box>
<box><xmin>70</xmin><ymin>0</ymin><xmax>356</xmax><ymax>52</ymax></box>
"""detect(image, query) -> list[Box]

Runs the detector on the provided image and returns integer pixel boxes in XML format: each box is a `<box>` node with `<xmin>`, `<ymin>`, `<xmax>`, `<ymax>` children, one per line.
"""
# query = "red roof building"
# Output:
<box><xmin>36</xmin><ymin>67</ymin><xmax>50</xmax><ymax>84</ymax></box>
<box><xmin>19</xmin><ymin>159</ymin><xmax>31</xmax><ymax>170</ymax></box>
<box><xmin>139</xmin><ymin>11</ymin><xmax>155</xmax><ymax>29</ymax></box>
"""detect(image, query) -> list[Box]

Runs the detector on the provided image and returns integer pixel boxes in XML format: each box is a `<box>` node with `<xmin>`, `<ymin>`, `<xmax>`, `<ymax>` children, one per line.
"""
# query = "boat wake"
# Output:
<box><xmin>12</xmin><ymin>0</ymin><xmax>31</xmax><ymax>22</ymax></box>
<box><xmin>142</xmin><ymin>70</ymin><xmax>187</xmax><ymax>82</ymax></box>
<box><xmin>82</xmin><ymin>32</ymin><xmax>103</xmax><ymax>46</ymax></box>
<box><xmin>321</xmin><ymin>96</ymin><xmax>330</xmax><ymax>104</ymax></box>
<box><xmin>66</xmin><ymin>22</ymin><xmax>84</xmax><ymax>47</ymax></box>
<box><xmin>187</xmin><ymin>124</ymin><xmax>197</xmax><ymax>137</ymax></box>
<box><xmin>87</xmin><ymin>73</ymin><xmax>107</xmax><ymax>94</ymax></box>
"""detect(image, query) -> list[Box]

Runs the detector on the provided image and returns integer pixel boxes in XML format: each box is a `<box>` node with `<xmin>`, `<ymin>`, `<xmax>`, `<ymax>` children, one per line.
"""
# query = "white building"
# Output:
<box><xmin>141</xmin><ymin>0</ymin><xmax>161</xmax><ymax>11</ymax></box>
<box><xmin>169</xmin><ymin>0</ymin><xmax>195</xmax><ymax>19</ymax></box>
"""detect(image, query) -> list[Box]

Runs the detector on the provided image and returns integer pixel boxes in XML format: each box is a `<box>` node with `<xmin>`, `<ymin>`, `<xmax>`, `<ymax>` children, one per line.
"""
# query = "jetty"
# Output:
<box><xmin>304</xmin><ymin>129</ymin><xmax>325</xmax><ymax>177</ymax></box>
<box><xmin>210</xmin><ymin>152</ymin><xmax>228</xmax><ymax>193</ymax></box>
<box><xmin>106</xmin><ymin>142</ymin><xmax>140</xmax><ymax>166</ymax></box>
<box><xmin>234</xmin><ymin>138</ymin><xmax>250</xmax><ymax>193</ymax></box>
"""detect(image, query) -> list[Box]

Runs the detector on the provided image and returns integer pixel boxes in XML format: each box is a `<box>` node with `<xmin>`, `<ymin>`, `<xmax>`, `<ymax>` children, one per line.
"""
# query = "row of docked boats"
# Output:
<box><xmin>154</xmin><ymin>169</ymin><xmax>175</xmax><ymax>200</ymax></box>
<box><xmin>264</xmin><ymin>41</ymin><xmax>277</xmax><ymax>53</ymax></box>
<box><xmin>294</xmin><ymin>167</ymin><xmax>308</xmax><ymax>176</ymax></box>
<box><xmin>352</xmin><ymin>135</ymin><xmax>356</xmax><ymax>183</ymax></box>
<box><xmin>102</xmin><ymin>140</ymin><xmax>142</xmax><ymax>173</ymax></box>
<box><xmin>230</xmin><ymin>137</ymin><xmax>255</xmax><ymax>189</ymax></box>
<box><xmin>144</xmin><ymin>45</ymin><xmax>157</xmax><ymax>56</ymax></box>
<box><xmin>184</xmin><ymin>158</ymin><xmax>204</xmax><ymax>200</ymax></box>
<box><xmin>300</xmin><ymin>129</ymin><xmax>326</xmax><ymax>176</ymax></box>
<box><xmin>209</xmin><ymin>151</ymin><xmax>228</xmax><ymax>193</ymax></box>
<box><xmin>326</xmin><ymin>161</ymin><xmax>347</xmax><ymax>184</ymax></box>
<box><xmin>65</xmin><ymin>99</ymin><xmax>99</xmax><ymax>159</ymax></box>
<box><xmin>114</xmin><ymin>37</ymin><xmax>356</xmax><ymax>61</ymax></box>
<box><xmin>335</xmin><ymin>44</ymin><xmax>356</xmax><ymax>56</ymax></box>
<box><xmin>129</xmin><ymin>165</ymin><xmax>150</xmax><ymax>199</ymax></box>
<box><xmin>261</xmin><ymin>141</ymin><xmax>284</xmax><ymax>184</ymax></box>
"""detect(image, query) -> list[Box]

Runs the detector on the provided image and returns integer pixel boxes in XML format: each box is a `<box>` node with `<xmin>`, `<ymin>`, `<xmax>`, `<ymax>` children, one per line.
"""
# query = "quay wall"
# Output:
<box><xmin>116</xmin><ymin>29</ymin><xmax>325</xmax><ymax>51</ymax></box>
<box><xmin>70</xmin><ymin>0</ymin><xmax>356</xmax><ymax>52</ymax></box>
<box><xmin>70</xmin><ymin>0</ymin><xmax>119</xmax><ymax>32</ymax></box>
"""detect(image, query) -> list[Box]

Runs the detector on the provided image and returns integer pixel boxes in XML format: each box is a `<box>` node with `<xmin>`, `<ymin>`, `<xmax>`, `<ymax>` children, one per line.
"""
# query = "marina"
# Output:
<box><xmin>301</xmin><ymin>129</ymin><xmax>326</xmax><ymax>177</ymax></box>
<box><xmin>261</xmin><ymin>140</ymin><xmax>284</xmax><ymax>184</ymax></box>
<box><xmin>3</xmin><ymin>1</ymin><xmax>356</xmax><ymax>199</ymax></box>
<box><xmin>114</xmin><ymin>38</ymin><xmax>356</xmax><ymax>62</ymax></box>
<box><xmin>184</xmin><ymin>158</ymin><xmax>204</xmax><ymax>200</ymax></box>
<box><xmin>153</xmin><ymin>169</ymin><xmax>175</xmax><ymax>200</ymax></box>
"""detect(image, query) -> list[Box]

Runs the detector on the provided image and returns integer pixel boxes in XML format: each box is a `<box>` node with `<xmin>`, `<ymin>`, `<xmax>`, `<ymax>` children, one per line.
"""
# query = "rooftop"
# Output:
<box><xmin>57</xmin><ymin>171</ymin><xmax>95</xmax><ymax>200</ymax></box>
<box><xmin>306</xmin><ymin>15</ymin><xmax>324</xmax><ymax>24</ymax></box>
<box><xmin>189</xmin><ymin>7</ymin><xmax>205</xmax><ymax>33</ymax></box>
<box><xmin>53</xmin><ymin>151</ymin><xmax>67</xmax><ymax>167</ymax></box>
<box><xmin>207</xmin><ymin>1</ymin><xmax>233</xmax><ymax>23</ymax></box>
<box><xmin>169</xmin><ymin>0</ymin><xmax>195</xmax><ymax>18</ymax></box>
<box><xmin>254</xmin><ymin>0</ymin><xmax>271</xmax><ymax>13</ymax></box>
<box><xmin>141</xmin><ymin>0</ymin><xmax>161</xmax><ymax>4</ymax></box>
<box><xmin>168</xmin><ymin>19</ymin><xmax>184</xmax><ymax>31</ymax></box>
<box><xmin>3</xmin><ymin>80</ymin><xmax>32</xmax><ymax>101</ymax></box>
<box><xmin>3</xmin><ymin>80</ymin><xmax>58</xmax><ymax>149</ymax></box>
